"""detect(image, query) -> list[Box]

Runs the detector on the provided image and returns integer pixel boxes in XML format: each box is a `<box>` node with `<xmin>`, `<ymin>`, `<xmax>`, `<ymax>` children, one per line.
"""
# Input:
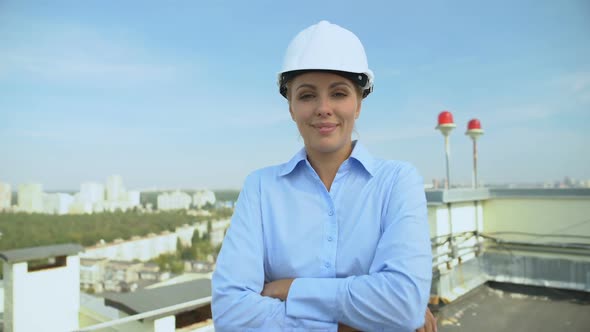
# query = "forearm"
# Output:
<box><xmin>213</xmin><ymin>261</ymin><xmax>337</xmax><ymax>330</ymax></box>
<box><xmin>213</xmin><ymin>287</ymin><xmax>336</xmax><ymax>331</ymax></box>
<box><xmin>286</xmin><ymin>269</ymin><xmax>431</xmax><ymax>331</ymax></box>
<box><xmin>262</xmin><ymin>279</ymin><xmax>359</xmax><ymax>331</ymax></box>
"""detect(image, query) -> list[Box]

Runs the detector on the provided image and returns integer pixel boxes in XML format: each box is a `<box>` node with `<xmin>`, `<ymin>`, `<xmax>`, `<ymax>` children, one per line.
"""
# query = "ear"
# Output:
<box><xmin>355</xmin><ymin>101</ymin><xmax>362</xmax><ymax>119</ymax></box>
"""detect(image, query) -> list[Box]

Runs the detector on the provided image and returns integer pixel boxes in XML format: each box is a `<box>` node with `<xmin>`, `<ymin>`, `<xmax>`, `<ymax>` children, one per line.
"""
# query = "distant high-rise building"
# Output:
<box><xmin>193</xmin><ymin>189</ymin><xmax>216</xmax><ymax>209</ymax></box>
<box><xmin>43</xmin><ymin>193</ymin><xmax>74</xmax><ymax>215</ymax></box>
<box><xmin>106</xmin><ymin>175</ymin><xmax>125</xmax><ymax>202</ymax></box>
<box><xmin>127</xmin><ymin>190</ymin><xmax>141</xmax><ymax>207</ymax></box>
<box><xmin>158</xmin><ymin>191</ymin><xmax>192</xmax><ymax>210</ymax></box>
<box><xmin>69</xmin><ymin>192</ymin><xmax>94</xmax><ymax>214</ymax></box>
<box><xmin>80</xmin><ymin>182</ymin><xmax>105</xmax><ymax>204</ymax></box>
<box><xmin>0</xmin><ymin>182</ymin><xmax>11</xmax><ymax>210</ymax></box>
<box><xmin>18</xmin><ymin>183</ymin><xmax>43</xmax><ymax>213</ymax></box>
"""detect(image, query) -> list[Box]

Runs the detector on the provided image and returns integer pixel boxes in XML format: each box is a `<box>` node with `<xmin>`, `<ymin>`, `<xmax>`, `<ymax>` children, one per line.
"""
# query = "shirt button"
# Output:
<box><xmin>325</xmin><ymin>262</ymin><xmax>331</xmax><ymax>268</ymax></box>
<box><xmin>328</xmin><ymin>210</ymin><xmax>334</xmax><ymax>216</ymax></box>
<box><xmin>327</xmin><ymin>236</ymin><xmax>333</xmax><ymax>242</ymax></box>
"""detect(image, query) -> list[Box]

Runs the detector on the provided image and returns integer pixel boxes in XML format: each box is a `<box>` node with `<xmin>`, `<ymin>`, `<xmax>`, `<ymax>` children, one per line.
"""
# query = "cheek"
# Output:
<box><xmin>291</xmin><ymin>106</ymin><xmax>313</xmax><ymax>123</ymax></box>
<box><xmin>292</xmin><ymin>116</ymin><xmax>308</xmax><ymax>132</ymax></box>
<box><xmin>345</xmin><ymin>103</ymin><xmax>360</xmax><ymax>122</ymax></box>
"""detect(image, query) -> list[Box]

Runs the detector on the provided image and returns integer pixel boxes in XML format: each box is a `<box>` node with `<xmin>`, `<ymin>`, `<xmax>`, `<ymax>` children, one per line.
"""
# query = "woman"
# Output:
<box><xmin>212</xmin><ymin>21</ymin><xmax>435</xmax><ymax>332</ymax></box>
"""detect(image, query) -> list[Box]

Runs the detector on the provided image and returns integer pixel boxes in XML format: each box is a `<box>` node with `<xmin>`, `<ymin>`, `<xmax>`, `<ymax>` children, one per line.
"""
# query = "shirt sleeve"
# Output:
<box><xmin>286</xmin><ymin>164</ymin><xmax>432</xmax><ymax>332</ymax></box>
<box><xmin>212</xmin><ymin>171</ymin><xmax>338</xmax><ymax>332</ymax></box>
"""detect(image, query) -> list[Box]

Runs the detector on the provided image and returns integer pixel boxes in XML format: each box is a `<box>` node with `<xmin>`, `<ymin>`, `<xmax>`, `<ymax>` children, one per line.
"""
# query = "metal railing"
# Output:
<box><xmin>74</xmin><ymin>296</ymin><xmax>212</xmax><ymax>332</ymax></box>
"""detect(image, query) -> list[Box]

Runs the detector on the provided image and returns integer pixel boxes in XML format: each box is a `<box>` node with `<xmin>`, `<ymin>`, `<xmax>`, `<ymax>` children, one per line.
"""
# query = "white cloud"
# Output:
<box><xmin>0</xmin><ymin>51</ymin><xmax>181</xmax><ymax>81</ymax></box>
<box><xmin>361</xmin><ymin>125</ymin><xmax>435</xmax><ymax>144</ymax></box>
<box><xmin>541</xmin><ymin>71</ymin><xmax>590</xmax><ymax>106</ymax></box>
<box><xmin>559</xmin><ymin>71</ymin><xmax>590</xmax><ymax>94</ymax></box>
<box><xmin>485</xmin><ymin>104</ymin><xmax>559</xmax><ymax>126</ymax></box>
<box><xmin>0</xmin><ymin>21</ymin><xmax>198</xmax><ymax>83</ymax></box>
<box><xmin>0</xmin><ymin>47</ymin><xmax>191</xmax><ymax>83</ymax></box>
<box><xmin>7</xmin><ymin>129</ymin><xmax>65</xmax><ymax>139</ymax></box>
<box><xmin>482</xmin><ymin>71</ymin><xmax>590</xmax><ymax>125</ymax></box>
<box><xmin>222</xmin><ymin>110</ymin><xmax>290</xmax><ymax>129</ymax></box>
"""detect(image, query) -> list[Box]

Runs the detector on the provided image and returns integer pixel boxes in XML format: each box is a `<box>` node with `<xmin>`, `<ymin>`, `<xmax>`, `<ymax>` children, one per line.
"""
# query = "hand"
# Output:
<box><xmin>416</xmin><ymin>307</ymin><xmax>437</xmax><ymax>332</ymax></box>
<box><xmin>261</xmin><ymin>278</ymin><xmax>294</xmax><ymax>301</ymax></box>
<box><xmin>338</xmin><ymin>323</ymin><xmax>358</xmax><ymax>332</ymax></box>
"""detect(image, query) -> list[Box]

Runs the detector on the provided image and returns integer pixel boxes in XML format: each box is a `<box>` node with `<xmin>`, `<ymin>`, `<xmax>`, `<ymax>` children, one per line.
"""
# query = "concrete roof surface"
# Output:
<box><xmin>104</xmin><ymin>278</ymin><xmax>211</xmax><ymax>316</ymax></box>
<box><xmin>435</xmin><ymin>281</ymin><xmax>590</xmax><ymax>332</ymax></box>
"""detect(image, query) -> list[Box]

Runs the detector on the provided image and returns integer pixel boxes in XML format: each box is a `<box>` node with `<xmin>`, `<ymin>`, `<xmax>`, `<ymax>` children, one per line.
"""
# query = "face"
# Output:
<box><xmin>289</xmin><ymin>72</ymin><xmax>362</xmax><ymax>158</ymax></box>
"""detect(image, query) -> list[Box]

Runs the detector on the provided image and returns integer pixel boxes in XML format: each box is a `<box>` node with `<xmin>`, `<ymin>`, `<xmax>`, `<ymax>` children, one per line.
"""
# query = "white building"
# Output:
<box><xmin>0</xmin><ymin>182</ymin><xmax>11</xmax><ymax>210</ymax></box>
<box><xmin>177</xmin><ymin>224</ymin><xmax>197</xmax><ymax>247</ymax></box>
<box><xmin>106</xmin><ymin>175</ymin><xmax>125</xmax><ymax>202</ymax></box>
<box><xmin>69</xmin><ymin>193</ymin><xmax>94</xmax><ymax>214</ymax></box>
<box><xmin>80</xmin><ymin>182</ymin><xmax>105</xmax><ymax>205</ymax></box>
<box><xmin>81</xmin><ymin>232</ymin><xmax>177</xmax><ymax>262</ymax></box>
<box><xmin>100</xmin><ymin>176</ymin><xmax>140</xmax><ymax>212</ymax></box>
<box><xmin>158</xmin><ymin>191</ymin><xmax>192</xmax><ymax>211</ymax></box>
<box><xmin>80</xmin><ymin>258</ymin><xmax>108</xmax><ymax>293</ymax></box>
<box><xmin>43</xmin><ymin>193</ymin><xmax>74</xmax><ymax>215</ymax></box>
<box><xmin>211</xmin><ymin>219</ymin><xmax>231</xmax><ymax>246</ymax></box>
<box><xmin>17</xmin><ymin>183</ymin><xmax>43</xmax><ymax>213</ymax></box>
<box><xmin>102</xmin><ymin>201</ymin><xmax>129</xmax><ymax>213</ymax></box>
<box><xmin>127</xmin><ymin>190</ymin><xmax>141</xmax><ymax>207</ymax></box>
<box><xmin>193</xmin><ymin>190</ymin><xmax>216</xmax><ymax>209</ymax></box>
<box><xmin>1</xmin><ymin>244</ymin><xmax>83</xmax><ymax>332</ymax></box>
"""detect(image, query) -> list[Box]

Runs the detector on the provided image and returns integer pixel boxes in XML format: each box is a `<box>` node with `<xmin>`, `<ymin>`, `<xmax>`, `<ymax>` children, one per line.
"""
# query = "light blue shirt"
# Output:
<box><xmin>212</xmin><ymin>141</ymin><xmax>432</xmax><ymax>331</ymax></box>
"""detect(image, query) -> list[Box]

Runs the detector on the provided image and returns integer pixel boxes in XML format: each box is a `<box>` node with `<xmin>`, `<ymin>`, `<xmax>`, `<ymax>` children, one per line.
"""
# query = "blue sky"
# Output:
<box><xmin>1</xmin><ymin>1</ymin><xmax>589</xmax><ymax>190</ymax></box>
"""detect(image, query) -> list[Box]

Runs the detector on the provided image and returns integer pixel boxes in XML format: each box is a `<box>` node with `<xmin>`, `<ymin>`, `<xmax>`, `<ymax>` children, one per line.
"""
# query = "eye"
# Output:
<box><xmin>332</xmin><ymin>90</ymin><xmax>349</xmax><ymax>98</ymax></box>
<box><xmin>298</xmin><ymin>92</ymin><xmax>315</xmax><ymax>101</ymax></box>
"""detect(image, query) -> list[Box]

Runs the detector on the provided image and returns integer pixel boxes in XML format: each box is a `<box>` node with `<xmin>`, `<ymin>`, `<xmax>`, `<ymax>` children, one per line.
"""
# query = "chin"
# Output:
<box><xmin>308</xmin><ymin>140</ymin><xmax>347</xmax><ymax>154</ymax></box>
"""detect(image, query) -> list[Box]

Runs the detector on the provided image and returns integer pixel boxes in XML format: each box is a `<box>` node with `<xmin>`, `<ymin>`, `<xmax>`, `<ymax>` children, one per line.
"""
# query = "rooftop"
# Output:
<box><xmin>435</xmin><ymin>281</ymin><xmax>590</xmax><ymax>331</ymax></box>
<box><xmin>104</xmin><ymin>278</ymin><xmax>211</xmax><ymax>316</ymax></box>
<box><xmin>0</xmin><ymin>243</ymin><xmax>84</xmax><ymax>263</ymax></box>
<box><xmin>425</xmin><ymin>187</ymin><xmax>590</xmax><ymax>204</ymax></box>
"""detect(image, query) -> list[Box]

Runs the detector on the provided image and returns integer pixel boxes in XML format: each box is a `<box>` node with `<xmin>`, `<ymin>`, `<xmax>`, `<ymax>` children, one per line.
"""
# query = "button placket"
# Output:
<box><xmin>324</xmin><ymin>199</ymin><xmax>337</xmax><ymax>273</ymax></box>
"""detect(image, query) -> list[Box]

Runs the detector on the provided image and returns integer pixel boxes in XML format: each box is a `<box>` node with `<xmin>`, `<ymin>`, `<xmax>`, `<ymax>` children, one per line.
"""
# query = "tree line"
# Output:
<box><xmin>0</xmin><ymin>210</ymin><xmax>228</xmax><ymax>251</ymax></box>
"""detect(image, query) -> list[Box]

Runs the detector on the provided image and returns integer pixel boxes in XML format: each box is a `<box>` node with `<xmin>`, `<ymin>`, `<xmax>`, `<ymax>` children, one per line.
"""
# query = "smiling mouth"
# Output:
<box><xmin>312</xmin><ymin>123</ymin><xmax>338</xmax><ymax>135</ymax></box>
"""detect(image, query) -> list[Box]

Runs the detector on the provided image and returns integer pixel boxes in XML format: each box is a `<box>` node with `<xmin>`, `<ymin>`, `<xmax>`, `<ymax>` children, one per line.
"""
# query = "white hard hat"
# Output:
<box><xmin>278</xmin><ymin>20</ymin><xmax>374</xmax><ymax>99</ymax></box>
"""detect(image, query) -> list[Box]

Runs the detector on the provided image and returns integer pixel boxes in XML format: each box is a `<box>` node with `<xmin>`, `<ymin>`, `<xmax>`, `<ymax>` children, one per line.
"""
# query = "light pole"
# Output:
<box><xmin>436</xmin><ymin>111</ymin><xmax>456</xmax><ymax>190</ymax></box>
<box><xmin>436</xmin><ymin>111</ymin><xmax>457</xmax><ymax>264</ymax></box>
<box><xmin>465</xmin><ymin>119</ymin><xmax>484</xmax><ymax>189</ymax></box>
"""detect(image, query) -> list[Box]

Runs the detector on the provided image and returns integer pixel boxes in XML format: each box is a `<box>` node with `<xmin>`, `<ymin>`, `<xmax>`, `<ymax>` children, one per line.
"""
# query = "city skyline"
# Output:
<box><xmin>1</xmin><ymin>1</ymin><xmax>589</xmax><ymax>190</ymax></box>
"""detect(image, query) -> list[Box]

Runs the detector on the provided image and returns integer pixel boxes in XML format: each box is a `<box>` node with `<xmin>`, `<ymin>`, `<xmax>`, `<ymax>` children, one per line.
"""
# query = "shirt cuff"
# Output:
<box><xmin>286</xmin><ymin>277</ymin><xmax>347</xmax><ymax>322</ymax></box>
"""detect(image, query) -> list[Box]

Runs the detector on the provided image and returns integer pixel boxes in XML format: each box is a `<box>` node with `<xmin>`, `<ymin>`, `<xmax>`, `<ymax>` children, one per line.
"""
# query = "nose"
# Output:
<box><xmin>315</xmin><ymin>96</ymin><xmax>333</xmax><ymax>117</ymax></box>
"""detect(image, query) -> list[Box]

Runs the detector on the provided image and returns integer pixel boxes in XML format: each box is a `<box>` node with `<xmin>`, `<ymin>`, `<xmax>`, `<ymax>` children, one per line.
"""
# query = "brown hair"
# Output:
<box><xmin>286</xmin><ymin>77</ymin><xmax>363</xmax><ymax>103</ymax></box>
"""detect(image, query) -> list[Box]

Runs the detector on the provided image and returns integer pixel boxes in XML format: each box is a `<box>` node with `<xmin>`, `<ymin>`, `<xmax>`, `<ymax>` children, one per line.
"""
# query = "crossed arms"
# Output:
<box><xmin>212</xmin><ymin>167</ymin><xmax>433</xmax><ymax>331</ymax></box>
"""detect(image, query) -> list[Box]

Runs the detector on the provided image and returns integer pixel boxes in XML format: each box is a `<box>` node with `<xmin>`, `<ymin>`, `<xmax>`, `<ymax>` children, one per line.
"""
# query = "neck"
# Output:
<box><xmin>306</xmin><ymin>141</ymin><xmax>354</xmax><ymax>191</ymax></box>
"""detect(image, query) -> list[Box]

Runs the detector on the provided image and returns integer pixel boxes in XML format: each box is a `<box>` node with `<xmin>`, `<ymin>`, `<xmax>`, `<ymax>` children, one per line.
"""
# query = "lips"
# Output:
<box><xmin>312</xmin><ymin>122</ymin><xmax>338</xmax><ymax>135</ymax></box>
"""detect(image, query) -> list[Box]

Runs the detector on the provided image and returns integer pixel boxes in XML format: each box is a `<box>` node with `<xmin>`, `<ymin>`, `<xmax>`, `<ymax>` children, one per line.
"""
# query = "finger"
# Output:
<box><xmin>425</xmin><ymin>309</ymin><xmax>436</xmax><ymax>332</ymax></box>
<box><xmin>428</xmin><ymin>312</ymin><xmax>437</xmax><ymax>332</ymax></box>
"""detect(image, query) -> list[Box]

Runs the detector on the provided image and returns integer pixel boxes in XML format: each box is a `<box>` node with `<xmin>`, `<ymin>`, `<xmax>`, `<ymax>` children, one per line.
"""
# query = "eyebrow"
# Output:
<box><xmin>294</xmin><ymin>81</ymin><xmax>353</xmax><ymax>92</ymax></box>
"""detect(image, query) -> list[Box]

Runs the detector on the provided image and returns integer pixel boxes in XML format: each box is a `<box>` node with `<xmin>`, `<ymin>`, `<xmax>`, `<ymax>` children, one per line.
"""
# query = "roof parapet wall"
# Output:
<box><xmin>426</xmin><ymin>188</ymin><xmax>590</xmax><ymax>204</ymax></box>
<box><xmin>0</xmin><ymin>243</ymin><xmax>84</xmax><ymax>263</ymax></box>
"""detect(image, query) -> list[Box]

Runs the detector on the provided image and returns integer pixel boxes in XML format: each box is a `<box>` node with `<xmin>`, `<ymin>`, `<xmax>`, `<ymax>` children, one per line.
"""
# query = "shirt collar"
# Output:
<box><xmin>349</xmin><ymin>140</ymin><xmax>376</xmax><ymax>176</ymax></box>
<box><xmin>278</xmin><ymin>146</ymin><xmax>308</xmax><ymax>176</ymax></box>
<box><xmin>279</xmin><ymin>140</ymin><xmax>376</xmax><ymax>177</ymax></box>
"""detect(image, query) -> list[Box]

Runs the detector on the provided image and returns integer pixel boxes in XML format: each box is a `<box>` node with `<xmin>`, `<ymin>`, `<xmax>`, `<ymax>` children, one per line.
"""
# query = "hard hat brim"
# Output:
<box><xmin>279</xmin><ymin>69</ymin><xmax>372</xmax><ymax>99</ymax></box>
